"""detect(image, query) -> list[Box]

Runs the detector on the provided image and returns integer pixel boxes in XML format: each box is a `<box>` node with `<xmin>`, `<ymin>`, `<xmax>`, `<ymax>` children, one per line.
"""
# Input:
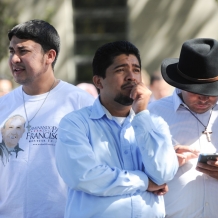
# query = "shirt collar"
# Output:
<box><xmin>89</xmin><ymin>97</ymin><xmax>106</xmax><ymax>119</ymax></box>
<box><xmin>173</xmin><ymin>88</ymin><xmax>184</xmax><ymax>112</ymax></box>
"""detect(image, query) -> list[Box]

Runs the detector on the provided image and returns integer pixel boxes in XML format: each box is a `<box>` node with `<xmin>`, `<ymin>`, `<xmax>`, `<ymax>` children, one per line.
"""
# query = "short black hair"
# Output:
<box><xmin>92</xmin><ymin>41</ymin><xmax>141</xmax><ymax>78</ymax></box>
<box><xmin>8</xmin><ymin>19</ymin><xmax>60</xmax><ymax>69</ymax></box>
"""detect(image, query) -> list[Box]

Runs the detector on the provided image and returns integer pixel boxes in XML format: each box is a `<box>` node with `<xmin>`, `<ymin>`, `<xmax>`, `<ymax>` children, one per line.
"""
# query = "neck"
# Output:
<box><xmin>22</xmin><ymin>77</ymin><xmax>58</xmax><ymax>95</ymax></box>
<box><xmin>100</xmin><ymin>97</ymin><xmax>131</xmax><ymax>117</ymax></box>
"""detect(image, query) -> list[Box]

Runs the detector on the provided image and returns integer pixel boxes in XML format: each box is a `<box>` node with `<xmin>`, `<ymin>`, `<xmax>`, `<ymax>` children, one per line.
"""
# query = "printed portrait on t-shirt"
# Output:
<box><xmin>0</xmin><ymin>115</ymin><xmax>25</xmax><ymax>165</ymax></box>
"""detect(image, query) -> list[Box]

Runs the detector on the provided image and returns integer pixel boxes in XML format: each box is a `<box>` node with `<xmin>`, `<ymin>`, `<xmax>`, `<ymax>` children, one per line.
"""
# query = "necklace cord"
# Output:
<box><xmin>22</xmin><ymin>79</ymin><xmax>56</xmax><ymax>129</ymax></box>
<box><xmin>182</xmin><ymin>104</ymin><xmax>213</xmax><ymax>129</ymax></box>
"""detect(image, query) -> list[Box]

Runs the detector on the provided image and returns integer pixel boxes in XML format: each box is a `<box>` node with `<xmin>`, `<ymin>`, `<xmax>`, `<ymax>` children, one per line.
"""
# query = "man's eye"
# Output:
<box><xmin>116</xmin><ymin>69</ymin><xmax>123</xmax><ymax>72</ymax></box>
<box><xmin>134</xmin><ymin>68</ymin><xmax>140</xmax><ymax>72</ymax></box>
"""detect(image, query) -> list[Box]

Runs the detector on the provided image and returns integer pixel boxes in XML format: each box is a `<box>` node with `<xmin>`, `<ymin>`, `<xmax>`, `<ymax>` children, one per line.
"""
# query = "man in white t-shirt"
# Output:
<box><xmin>148</xmin><ymin>38</ymin><xmax>218</xmax><ymax>217</ymax></box>
<box><xmin>0</xmin><ymin>19</ymin><xmax>94</xmax><ymax>218</ymax></box>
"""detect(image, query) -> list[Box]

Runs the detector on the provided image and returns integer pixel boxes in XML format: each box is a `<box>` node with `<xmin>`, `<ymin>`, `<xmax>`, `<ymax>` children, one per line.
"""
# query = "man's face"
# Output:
<box><xmin>181</xmin><ymin>91</ymin><xmax>218</xmax><ymax>114</ymax></box>
<box><xmin>1</xmin><ymin>116</ymin><xmax>25</xmax><ymax>148</ymax></box>
<box><xmin>8</xmin><ymin>36</ymin><xmax>48</xmax><ymax>85</ymax></box>
<box><xmin>98</xmin><ymin>54</ymin><xmax>141</xmax><ymax>107</ymax></box>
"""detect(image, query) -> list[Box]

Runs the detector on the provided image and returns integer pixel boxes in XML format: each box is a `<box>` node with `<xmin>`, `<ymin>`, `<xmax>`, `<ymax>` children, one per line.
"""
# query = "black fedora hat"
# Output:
<box><xmin>161</xmin><ymin>38</ymin><xmax>218</xmax><ymax>96</ymax></box>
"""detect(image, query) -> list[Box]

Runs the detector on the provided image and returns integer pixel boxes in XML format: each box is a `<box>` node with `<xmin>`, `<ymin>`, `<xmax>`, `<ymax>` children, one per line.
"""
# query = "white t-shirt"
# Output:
<box><xmin>148</xmin><ymin>89</ymin><xmax>218</xmax><ymax>218</ymax></box>
<box><xmin>0</xmin><ymin>80</ymin><xmax>94</xmax><ymax>218</ymax></box>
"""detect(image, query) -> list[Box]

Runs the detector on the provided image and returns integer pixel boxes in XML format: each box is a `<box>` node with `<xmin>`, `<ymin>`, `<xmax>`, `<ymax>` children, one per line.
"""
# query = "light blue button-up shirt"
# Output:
<box><xmin>55</xmin><ymin>98</ymin><xmax>178</xmax><ymax>218</ymax></box>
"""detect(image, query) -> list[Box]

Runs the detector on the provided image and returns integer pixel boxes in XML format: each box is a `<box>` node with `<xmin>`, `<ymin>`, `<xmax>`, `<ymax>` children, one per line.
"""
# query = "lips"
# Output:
<box><xmin>12</xmin><ymin>66</ymin><xmax>25</xmax><ymax>77</ymax></box>
<box><xmin>195</xmin><ymin>104</ymin><xmax>210</xmax><ymax>109</ymax></box>
<box><xmin>13</xmin><ymin>67</ymin><xmax>24</xmax><ymax>72</ymax></box>
<box><xmin>10</xmin><ymin>135</ymin><xmax>17</xmax><ymax>139</ymax></box>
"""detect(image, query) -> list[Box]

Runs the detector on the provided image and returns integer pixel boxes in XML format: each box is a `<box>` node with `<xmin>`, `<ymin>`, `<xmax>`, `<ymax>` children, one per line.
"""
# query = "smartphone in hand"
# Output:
<box><xmin>198</xmin><ymin>153</ymin><xmax>218</xmax><ymax>163</ymax></box>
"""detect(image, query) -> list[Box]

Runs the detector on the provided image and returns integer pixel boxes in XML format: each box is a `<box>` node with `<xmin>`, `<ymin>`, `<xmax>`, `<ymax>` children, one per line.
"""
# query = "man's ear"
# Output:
<box><xmin>93</xmin><ymin>75</ymin><xmax>103</xmax><ymax>90</ymax></box>
<box><xmin>45</xmin><ymin>49</ymin><xmax>56</xmax><ymax>65</ymax></box>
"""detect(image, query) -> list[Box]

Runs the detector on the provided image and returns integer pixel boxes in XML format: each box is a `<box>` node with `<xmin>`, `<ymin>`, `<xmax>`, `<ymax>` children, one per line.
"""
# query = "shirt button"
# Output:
<box><xmin>205</xmin><ymin>202</ymin><xmax>209</xmax><ymax>206</ymax></box>
<box><xmin>124</xmin><ymin>150</ymin><xmax>128</xmax><ymax>154</ymax></box>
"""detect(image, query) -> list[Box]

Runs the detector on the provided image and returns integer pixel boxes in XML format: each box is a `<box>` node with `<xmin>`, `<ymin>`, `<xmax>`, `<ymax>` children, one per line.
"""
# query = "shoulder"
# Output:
<box><xmin>148</xmin><ymin>95</ymin><xmax>174</xmax><ymax>113</ymax></box>
<box><xmin>60</xmin><ymin>104</ymin><xmax>92</xmax><ymax>126</ymax></box>
<box><xmin>55</xmin><ymin>81</ymin><xmax>95</xmax><ymax>108</ymax></box>
<box><xmin>59</xmin><ymin>105</ymin><xmax>93</xmax><ymax>135</ymax></box>
<box><xmin>0</xmin><ymin>86</ymin><xmax>21</xmax><ymax>105</ymax></box>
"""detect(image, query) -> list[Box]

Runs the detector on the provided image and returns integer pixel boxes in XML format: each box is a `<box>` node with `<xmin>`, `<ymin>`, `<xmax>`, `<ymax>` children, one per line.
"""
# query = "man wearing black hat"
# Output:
<box><xmin>148</xmin><ymin>38</ymin><xmax>218</xmax><ymax>218</ymax></box>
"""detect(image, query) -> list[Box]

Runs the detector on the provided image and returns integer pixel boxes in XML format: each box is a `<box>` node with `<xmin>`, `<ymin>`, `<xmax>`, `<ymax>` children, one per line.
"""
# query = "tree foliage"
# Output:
<box><xmin>0</xmin><ymin>0</ymin><xmax>19</xmax><ymax>62</ymax></box>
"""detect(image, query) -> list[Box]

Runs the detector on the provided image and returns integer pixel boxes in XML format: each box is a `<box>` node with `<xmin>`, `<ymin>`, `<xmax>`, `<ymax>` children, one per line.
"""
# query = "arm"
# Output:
<box><xmin>130</xmin><ymin>82</ymin><xmax>178</xmax><ymax>185</ymax></box>
<box><xmin>132</xmin><ymin>111</ymin><xmax>178</xmax><ymax>185</ymax></box>
<box><xmin>55</xmin><ymin>114</ymin><xmax>149</xmax><ymax>197</ymax></box>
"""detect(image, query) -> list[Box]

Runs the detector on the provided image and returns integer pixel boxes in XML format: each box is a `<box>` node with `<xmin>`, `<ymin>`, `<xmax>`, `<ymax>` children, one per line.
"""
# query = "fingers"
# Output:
<box><xmin>176</xmin><ymin>153</ymin><xmax>186</xmax><ymax>166</ymax></box>
<box><xmin>208</xmin><ymin>159</ymin><xmax>218</xmax><ymax>166</ymax></box>
<box><xmin>174</xmin><ymin>145</ymin><xmax>199</xmax><ymax>154</ymax></box>
<box><xmin>130</xmin><ymin>82</ymin><xmax>151</xmax><ymax>114</ymax></box>
<box><xmin>147</xmin><ymin>179</ymin><xmax>167</xmax><ymax>192</ymax></box>
<box><xmin>196</xmin><ymin>163</ymin><xmax>218</xmax><ymax>179</ymax></box>
<box><xmin>176</xmin><ymin>152</ymin><xmax>199</xmax><ymax>166</ymax></box>
<box><xmin>152</xmin><ymin>185</ymin><xmax>169</xmax><ymax>196</ymax></box>
<box><xmin>130</xmin><ymin>84</ymin><xmax>151</xmax><ymax>104</ymax></box>
<box><xmin>197</xmin><ymin>162</ymin><xmax>218</xmax><ymax>170</ymax></box>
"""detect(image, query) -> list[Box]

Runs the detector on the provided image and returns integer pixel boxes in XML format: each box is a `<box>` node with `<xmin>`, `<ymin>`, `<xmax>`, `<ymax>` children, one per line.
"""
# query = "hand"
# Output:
<box><xmin>174</xmin><ymin>145</ymin><xmax>199</xmax><ymax>166</ymax></box>
<box><xmin>147</xmin><ymin>179</ymin><xmax>169</xmax><ymax>196</ymax></box>
<box><xmin>130</xmin><ymin>82</ymin><xmax>151</xmax><ymax>114</ymax></box>
<box><xmin>196</xmin><ymin>158</ymin><xmax>218</xmax><ymax>180</ymax></box>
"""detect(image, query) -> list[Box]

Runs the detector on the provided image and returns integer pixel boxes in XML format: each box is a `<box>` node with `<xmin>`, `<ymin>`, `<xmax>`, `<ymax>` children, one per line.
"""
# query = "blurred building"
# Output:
<box><xmin>1</xmin><ymin>0</ymin><xmax>218</xmax><ymax>86</ymax></box>
<box><xmin>72</xmin><ymin>0</ymin><xmax>127</xmax><ymax>84</ymax></box>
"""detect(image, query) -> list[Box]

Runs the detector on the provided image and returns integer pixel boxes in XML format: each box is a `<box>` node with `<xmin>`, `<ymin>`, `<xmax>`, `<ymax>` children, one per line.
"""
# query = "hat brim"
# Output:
<box><xmin>161</xmin><ymin>58</ymin><xmax>218</xmax><ymax>96</ymax></box>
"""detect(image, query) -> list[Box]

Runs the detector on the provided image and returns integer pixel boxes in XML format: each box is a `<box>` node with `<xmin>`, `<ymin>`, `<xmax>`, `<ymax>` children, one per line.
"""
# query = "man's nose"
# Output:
<box><xmin>199</xmin><ymin>95</ymin><xmax>209</xmax><ymax>101</ymax></box>
<box><xmin>10</xmin><ymin>53</ymin><xmax>21</xmax><ymax>63</ymax></box>
<box><xmin>126</xmin><ymin>70</ymin><xmax>136</xmax><ymax>81</ymax></box>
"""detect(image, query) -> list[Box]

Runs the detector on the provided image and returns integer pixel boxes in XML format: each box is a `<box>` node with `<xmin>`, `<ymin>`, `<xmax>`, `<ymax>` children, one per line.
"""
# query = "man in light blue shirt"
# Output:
<box><xmin>55</xmin><ymin>41</ymin><xmax>178</xmax><ymax>218</ymax></box>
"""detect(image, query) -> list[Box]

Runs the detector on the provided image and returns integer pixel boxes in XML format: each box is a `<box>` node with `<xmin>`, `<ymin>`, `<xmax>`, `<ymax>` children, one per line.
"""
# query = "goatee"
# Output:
<box><xmin>114</xmin><ymin>94</ymin><xmax>133</xmax><ymax>106</ymax></box>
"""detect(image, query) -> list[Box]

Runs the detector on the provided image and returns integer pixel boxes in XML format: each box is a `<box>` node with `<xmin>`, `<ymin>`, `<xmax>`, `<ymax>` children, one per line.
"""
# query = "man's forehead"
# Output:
<box><xmin>112</xmin><ymin>54</ymin><xmax>140</xmax><ymax>66</ymax></box>
<box><xmin>5</xmin><ymin>116</ymin><xmax>25</xmax><ymax>125</ymax></box>
<box><xmin>9</xmin><ymin>36</ymin><xmax>38</xmax><ymax>49</ymax></box>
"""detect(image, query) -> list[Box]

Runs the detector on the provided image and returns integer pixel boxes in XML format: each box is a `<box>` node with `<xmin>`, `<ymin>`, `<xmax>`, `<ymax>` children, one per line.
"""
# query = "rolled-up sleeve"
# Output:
<box><xmin>132</xmin><ymin>110</ymin><xmax>178</xmax><ymax>185</ymax></box>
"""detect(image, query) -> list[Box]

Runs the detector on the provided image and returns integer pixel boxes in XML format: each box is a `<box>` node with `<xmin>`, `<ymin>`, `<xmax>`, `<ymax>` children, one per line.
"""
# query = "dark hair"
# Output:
<box><xmin>8</xmin><ymin>19</ymin><xmax>60</xmax><ymax>69</ymax></box>
<box><xmin>92</xmin><ymin>41</ymin><xmax>141</xmax><ymax>78</ymax></box>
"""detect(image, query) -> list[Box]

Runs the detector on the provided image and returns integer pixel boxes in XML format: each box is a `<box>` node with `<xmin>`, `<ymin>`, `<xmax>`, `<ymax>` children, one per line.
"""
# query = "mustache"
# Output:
<box><xmin>197</xmin><ymin>101</ymin><xmax>211</xmax><ymax>105</ymax></box>
<box><xmin>121</xmin><ymin>82</ymin><xmax>137</xmax><ymax>89</ymax></box>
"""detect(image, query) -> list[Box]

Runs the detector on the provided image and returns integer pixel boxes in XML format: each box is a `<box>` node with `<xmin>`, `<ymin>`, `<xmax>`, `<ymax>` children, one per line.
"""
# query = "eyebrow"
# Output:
<box><xmin>8</xmin><ymin>45</ymin><xmax>28</xmax><ymax>50</ymax></box>
<box><xmin>113</xmin><ymin>63</ymin><xmax>140</xmax><ymax>70</ymax></box>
